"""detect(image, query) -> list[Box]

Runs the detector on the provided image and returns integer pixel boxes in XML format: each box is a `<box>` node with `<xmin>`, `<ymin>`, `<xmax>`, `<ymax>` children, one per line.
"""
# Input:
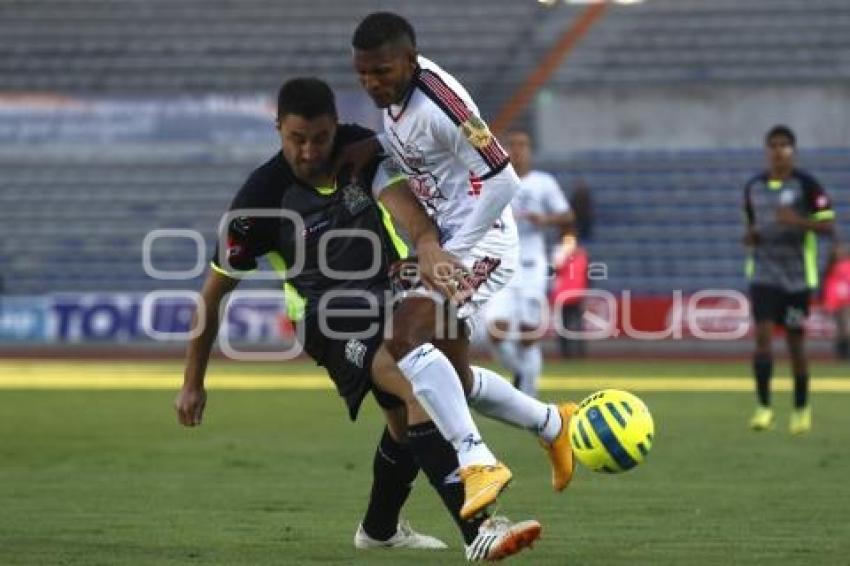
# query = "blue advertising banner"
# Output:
<box><xmin>0</xmin><ymin>293</ymin><xmax>291</xmax><ymax>344</ymax></box>
<box><xmin>0</xmin><ymin>297</ymin><xmax>49</xmax><ymax>341</ymax></box>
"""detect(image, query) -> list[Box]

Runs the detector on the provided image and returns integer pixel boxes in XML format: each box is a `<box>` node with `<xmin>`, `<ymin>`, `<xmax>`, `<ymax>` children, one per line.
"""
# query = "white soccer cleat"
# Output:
<box><xmin>465</xmin><ymin>516</ymin><xmax>542</xmax><ymax>562</ymax></box>
<box><xmin>354</xmin><ymin>519</ymin><xmax>448</xmax><ymax>550</ymax></box>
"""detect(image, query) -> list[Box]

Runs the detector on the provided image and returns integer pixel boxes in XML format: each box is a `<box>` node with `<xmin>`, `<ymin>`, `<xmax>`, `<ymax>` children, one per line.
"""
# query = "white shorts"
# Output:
<box><xmin>400</xmin><ymin>227</ymin><xmax>518</xmax><ymax>337</ymax></box>
<box><xmin>484</xmin><ymin>256</ymin><xmax>549</xmax><ymax>327</ymax></box>
<box><xmin>455</xmin><ymin>227</ymin><xmax>519</xmax><ymax>321</ymax></box>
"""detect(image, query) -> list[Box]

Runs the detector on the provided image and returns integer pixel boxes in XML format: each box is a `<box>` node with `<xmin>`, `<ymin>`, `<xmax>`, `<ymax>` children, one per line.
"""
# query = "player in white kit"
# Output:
<box><xmin>347</xmin><ymin>14</ymin><xmax>578</xmax><ymax>558</ymax></box>
<box><xmin>485</xmin><ymin>131</ymin><xmax>573</xmax><ymax>397</ymax></box>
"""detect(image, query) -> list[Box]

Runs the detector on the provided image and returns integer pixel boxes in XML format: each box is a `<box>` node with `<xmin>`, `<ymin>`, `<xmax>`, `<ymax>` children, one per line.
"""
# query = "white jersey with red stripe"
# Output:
<box><xmin>513</xmin><ymin>170</ymin><xmax>570</xmax><ymax>267</ymax></box>
<box><xmin>484</xmin><ymin>171</ymin><xmax>569</xmax><ymax>327</ymax></box>
<box><xmin>378</xmin><ymin>56</ymin><xmax>518</xmax><ymax>251</ymax></box>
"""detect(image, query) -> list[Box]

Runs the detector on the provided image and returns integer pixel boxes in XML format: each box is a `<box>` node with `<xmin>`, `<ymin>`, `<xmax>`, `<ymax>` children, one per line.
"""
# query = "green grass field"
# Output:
<box><xmin>1</xmin><ymin>359</ymin><xmax>849</xmax><ymax>565</ymax></box>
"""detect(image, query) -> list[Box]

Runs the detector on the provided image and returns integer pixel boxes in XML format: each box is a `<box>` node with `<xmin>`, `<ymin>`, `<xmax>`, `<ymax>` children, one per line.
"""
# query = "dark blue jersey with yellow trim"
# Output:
<box><xmin>743</xmin><ymin>168</ymin><xmax>834</xmax><ymax>291</ymax></box>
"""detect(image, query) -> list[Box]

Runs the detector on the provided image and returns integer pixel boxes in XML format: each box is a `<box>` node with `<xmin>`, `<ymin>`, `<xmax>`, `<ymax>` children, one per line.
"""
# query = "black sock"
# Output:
<box><xmin>361</xmin><ymin>427</ymin><xmax>419</xmax><ymax>541</ymax></box>
<box><xmin>408</xmin><ymin>421</ymin><xmax>485</xmax><ymax>545</ymax></box>
<box><xmin>793</xmin><ymin>372</ymin><xmax>810</xmax><ymax>409</ymax></box>
<box><xmin>753</xmin><ymin>353</ymin><xmax>773</xmax><ymax>407</ymax></box>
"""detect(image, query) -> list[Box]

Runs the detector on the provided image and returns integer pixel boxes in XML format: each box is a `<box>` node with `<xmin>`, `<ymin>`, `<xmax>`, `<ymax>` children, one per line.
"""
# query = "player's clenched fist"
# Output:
<box><xmin>175</xmin><ymin>384</ymin><xmax>207</xmax><ymax>427</ymax></box>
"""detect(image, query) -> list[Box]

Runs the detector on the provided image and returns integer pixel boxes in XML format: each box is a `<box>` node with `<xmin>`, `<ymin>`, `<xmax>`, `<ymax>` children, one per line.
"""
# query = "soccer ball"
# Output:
<box><xmin>568</xmin><ymin>389</ymin><xmax>654</xmax><ymax>473</ymax></box>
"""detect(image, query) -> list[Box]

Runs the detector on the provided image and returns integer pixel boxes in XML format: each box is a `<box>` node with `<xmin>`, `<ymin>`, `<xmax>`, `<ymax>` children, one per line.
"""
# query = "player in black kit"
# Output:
<box><xmin>174</xmin><ymin>78</ymin><xmax>540</xmax><ymax>560</ymax></box>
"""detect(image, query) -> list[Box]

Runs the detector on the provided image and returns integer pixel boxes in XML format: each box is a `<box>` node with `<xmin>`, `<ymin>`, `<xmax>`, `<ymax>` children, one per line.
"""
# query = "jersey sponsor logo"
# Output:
<box><xmin>302</xmin><ymin>218</ymin><xmax>330</xmax><ymax>238</ymax></box>
<box><xmin>400</xmin><ymin>141</ymin><xmax>427</xmax><ymax>169</ymax></box>
<box><xmin>460</xmin><ymin>115</ymin><xmax>493</xmax><ymax>149</ymax></box>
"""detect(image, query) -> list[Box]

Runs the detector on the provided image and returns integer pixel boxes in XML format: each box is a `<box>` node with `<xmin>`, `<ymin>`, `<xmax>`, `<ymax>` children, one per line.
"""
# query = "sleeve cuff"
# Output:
<box><xmin>812</xmin><ymin>209</ymin><xmax>836</xmax><ymax>221</ymax></box>
<box><xmin>210</xmin><ymin>261</ymin><xmax>255</xmax><ymax>278</ymax></box>
<box><xmin>381</xmin><ymin>174</ymin><xmax>408</xmax><ymax>190</ymax></box>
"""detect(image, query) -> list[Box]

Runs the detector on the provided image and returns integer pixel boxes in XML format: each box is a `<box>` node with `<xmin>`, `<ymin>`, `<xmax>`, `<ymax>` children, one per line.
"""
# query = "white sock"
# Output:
<box><xmin>398</xmin><ymin>344</ymin><xmax>497</xmax><ymax>467</ymax></box>
<box><xmin>469</xmin><ymin>365</ymin><xmax>562</xmax><ymax>444</ymax></box>
<box><xmin>490</xmin><ymin>339</ymin><xmax>521</xmax><ymax>376</ymax></box>
<box><xmin>515</xmin><ymin>344</ymin><xmax>543</xmax><ymax>398</ymax></box>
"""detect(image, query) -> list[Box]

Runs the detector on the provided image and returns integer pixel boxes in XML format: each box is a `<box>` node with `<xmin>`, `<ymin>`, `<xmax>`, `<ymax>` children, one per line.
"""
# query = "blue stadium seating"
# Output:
<box><xmin>543</xmin><ymin>149</ymin><xmax>849</xmax><ymax>293</ymax></box>
<box><xmin>1</xmin><ymin>0</ymin><xmax>848</xmax><ymax>296</ymax></box>
<box><xmin>2</xmin><ymin>148</ymin><xmax>846</xmax><ymax>295</ymax></box>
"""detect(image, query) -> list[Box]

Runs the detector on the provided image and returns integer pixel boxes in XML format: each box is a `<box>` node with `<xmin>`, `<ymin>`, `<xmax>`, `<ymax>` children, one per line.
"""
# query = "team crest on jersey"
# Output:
<box><xmin>345</xmin><ymin>339</ymin><xmax>367</xmax><ymax>369</ymax></box>
<box><xmin>460</xmin><ymin>115</ymin><xmax>493</xmax><ymax>149</ymax></box>
<box><xmin>342</xmin><ymin>183</ymin><xmax>371</xmax><ymax>216</ymax></box>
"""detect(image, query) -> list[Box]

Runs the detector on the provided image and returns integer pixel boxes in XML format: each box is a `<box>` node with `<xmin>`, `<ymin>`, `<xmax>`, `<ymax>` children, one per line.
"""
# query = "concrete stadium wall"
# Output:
<box><xmin>535</xmin><ymin>84</ymin><xmax>850</xmax><ymax>154</ymax></box>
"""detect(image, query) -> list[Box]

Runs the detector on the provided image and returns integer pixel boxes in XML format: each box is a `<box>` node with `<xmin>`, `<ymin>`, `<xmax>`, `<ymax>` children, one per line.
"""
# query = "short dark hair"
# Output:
<box><xmin>352</xmin><ymin>12</ymin><xmax>416</xmax><ymax>50</ymax></box>
<box><xmin>276</xmin><ymin>78</ymin><xmax>336</xmax><ymax>120</ymax></box>
<box><xmin>765</xmin><ymin>124</ymin><xmax>796</xmax><ymax>147</ymax></box>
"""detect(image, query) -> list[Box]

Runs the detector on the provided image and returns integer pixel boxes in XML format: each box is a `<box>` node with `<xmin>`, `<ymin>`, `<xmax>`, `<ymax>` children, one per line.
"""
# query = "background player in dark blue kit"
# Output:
<box><xmin>743</xmin><ymin>125</ymin><xmax>835</xmax><ymax>434</ymax></box>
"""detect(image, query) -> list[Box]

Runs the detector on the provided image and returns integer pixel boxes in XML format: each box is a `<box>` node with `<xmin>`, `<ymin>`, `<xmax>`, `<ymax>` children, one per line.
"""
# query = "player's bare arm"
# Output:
<box><xmin>377</xmin><ymin>179</ymin><xmax>462</xmax><ymax>297</ymax></box>
<box><xmin>175</xmin><ymin>270</ymin><xmax>238</xmax><ymax>427</ymax></box>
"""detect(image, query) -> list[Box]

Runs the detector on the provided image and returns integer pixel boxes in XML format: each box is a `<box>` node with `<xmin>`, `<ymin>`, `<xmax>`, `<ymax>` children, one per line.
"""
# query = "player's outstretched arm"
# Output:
<box><xmin>377</xmin><ymin>179</ymin><xmax>462</xmax><ymax>298</ymax></box>
<box><xmin>444</xmin><ymin>166</ymin><xmax>521</xmax><ymax>257</ymax></box>
<box><xmin>429</xmin><ymin>112</ymin><xmax>520</xmax><ymax>257</ymax></box>
<box><xmin>175</xmin><ymin>270</ymin><xmax>239</xmax><ymax>427</ymax></box>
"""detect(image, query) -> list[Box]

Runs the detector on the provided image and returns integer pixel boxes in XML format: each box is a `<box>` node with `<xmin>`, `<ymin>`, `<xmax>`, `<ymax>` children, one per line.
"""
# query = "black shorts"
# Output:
<box><xmin>302</xmin><ymin>308</ymin><xmax>403</xmax><ymax>421</ymax></box>
<box><xmin>750</xmin><ymin>284</ymin><xmax>810</xmax><ymax>330</ymax></box>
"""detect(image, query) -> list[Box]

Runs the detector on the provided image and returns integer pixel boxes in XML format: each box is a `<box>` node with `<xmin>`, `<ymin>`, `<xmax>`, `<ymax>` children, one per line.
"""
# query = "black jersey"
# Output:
<box><xmin>211</xmin><ymin>124</ymin><xmax>408</xmax><ymax>319</ymax></box>
<box><xmin>743</xmin><ymin>168</ymin><xmax>834</xmax><ymax>292</ymax></box>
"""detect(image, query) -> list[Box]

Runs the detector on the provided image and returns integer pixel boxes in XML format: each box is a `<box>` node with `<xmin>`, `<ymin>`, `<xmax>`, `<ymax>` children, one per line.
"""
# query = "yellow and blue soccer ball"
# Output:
<box><xmin>569</xmin><ymin>389</ymin><xmax>654</xmax><ymax>473</ymax></box>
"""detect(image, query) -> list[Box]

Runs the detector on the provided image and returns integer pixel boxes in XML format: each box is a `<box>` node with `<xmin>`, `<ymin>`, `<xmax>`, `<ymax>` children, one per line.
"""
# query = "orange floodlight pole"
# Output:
<box><xmin>491</xmin><ymin>2</ymin><xmax>608</xmax><ymax>135</ymax></box>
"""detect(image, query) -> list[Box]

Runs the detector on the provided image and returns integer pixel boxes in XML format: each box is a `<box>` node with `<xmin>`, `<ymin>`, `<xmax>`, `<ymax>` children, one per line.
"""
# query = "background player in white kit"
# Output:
<box><xmin>346</xmin><ymin>12</ymin><xmax>578</xmax><ymax>540</ymax></box>
<box><xmin>485</xmin><ymin>130</ymin><xmax>574</xmax><ymax>397</ymax></box>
